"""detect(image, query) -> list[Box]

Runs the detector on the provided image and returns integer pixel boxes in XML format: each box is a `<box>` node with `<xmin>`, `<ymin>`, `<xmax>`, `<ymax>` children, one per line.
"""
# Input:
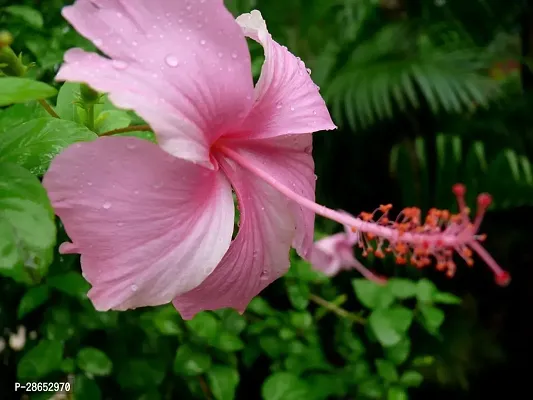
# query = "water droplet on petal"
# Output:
<box><xmin>312</xmin><ymin>110</ymin><xmax>317</xmax><ymax>115</ymax></box>
<box><xmin>117</xmin><ymin>222</ymin><xmax>124</xmax><ymax>227</ymax></box>
<box><xmin>87</xmin><ymin>182</ymin><xmax>93</xmax><ymax>186</ymax></box>
<box><xmin>131</xmin><ymin>284</ymin><xmax>138</xmax><ymax>292</ymax></box>
<box><xmin>112</xmin><ymin>60</ymin><xmax>128</xmax><ymax>70</ymax></box>
<box><xmin>231</xmin><ymin>52</ymin><xmax>238</xmax><ymax>59</ymax></box>
<box><xmin>290</xmin><ymin>106</ymin><xmax>295</xmax><ymax>111</ymax></box>
<box><xmin>200</xmin><ymin>39</ymin><xmax>206</xmax><ymax>45</ymax></box>
<box><xmin>276</xmin><ymin>103</ymin><xmax>282</xmax><ymax>109</ymax></box>
<box><xmin>102</xmin><ymin>202</ymin><xmax>112</xmax><ymax>210</ymax></box>
<box><xmin>165</xmin><ymin>55</ymin><xmax>179</xmax><ymax>67</ymax></box>
<box><xmin>314</xmin><ymin>174</ymin><xmax>318</xmax><ymax>181</ymax></box>
<box><xmin>93</xmin><ymin>38</ymin><xmax>103</xmax><ymax>46</ymax></box>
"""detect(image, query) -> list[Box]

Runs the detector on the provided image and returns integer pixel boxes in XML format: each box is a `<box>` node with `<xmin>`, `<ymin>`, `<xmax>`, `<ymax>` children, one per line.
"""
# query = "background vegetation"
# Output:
<box><xmin>1</xmin><ymin>0</ymin><xmax>532</xmax><ymax>399</ymax></box>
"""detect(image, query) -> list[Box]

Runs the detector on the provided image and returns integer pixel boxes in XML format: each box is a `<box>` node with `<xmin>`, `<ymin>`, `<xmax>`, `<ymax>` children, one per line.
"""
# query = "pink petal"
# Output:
<box><xmin>173</xmin><ymin>135</ymin><xmax>315</xmax><ymax>318</ymax></box>
<box><xmin>234</xmin><ymin>10</ymin><xmax>336</xmax><ymax>139</ymax></box>
<box><xmin>42</xmin><ymin>137</ymin><xmax>234</xmax><ymax>310</ymax></box>
<box><xmin>310</xmin><ymin>232</ymin><xmax>387</xmax><ymax>283</ymax></box>
<box><xmin>58</xmin><ymin>0</ymin><xmax>254</xmax><ymax>166</ymax></box>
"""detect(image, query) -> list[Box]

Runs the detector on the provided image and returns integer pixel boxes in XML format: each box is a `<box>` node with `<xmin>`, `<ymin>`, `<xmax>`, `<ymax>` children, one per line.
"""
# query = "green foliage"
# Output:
<box><xmin>390</xmin><ymin>133</ymin><xmax>533</xmax><ymax>209</ymax></box>
<box><xmin>0</xmin><ymin>77</ymin><xmax>56</xmax><ymax>106</ymax></box>
<box><xmin>0</xmin><ymin>0</ymin><xmax>524</xmax><ymax>399</ymax></box>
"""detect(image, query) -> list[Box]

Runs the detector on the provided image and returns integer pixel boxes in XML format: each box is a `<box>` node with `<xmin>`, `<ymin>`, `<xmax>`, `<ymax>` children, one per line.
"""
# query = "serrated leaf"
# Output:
<box><xmin>173</xmin><ymin>344</ymin><xmax>212</xmax><ymax>376</ymax></box>
<box><xmin>368</xmin><ymin>307</ymin><xmax>414</xmax><ymax>347</ymax></box>
<box><xmin>17</xmin><ymin>285</ymin><xmax>49</xmax><ymax>318</ymax></box>
<box><xmin>186</xmin><ymin>312</ymin><xmax>220</xmax><ymax>342</ymax></box>
<box><xmin>0</xmin><ymin>162</ymin><xmax>55</xmax><ymax>283</ymax></box>
<box><xmin>0</xmin><ymin>118</ymin><xmax>97</xmax><ymax>175</ymax></box>
<box><xmin>400</xmin><ymin>370</ymin><xmax>424</xmax><ymax>387</ymax></box>
<box><xmin>388</xmin><ymin>278</ymin><xmax>417</xmax><ymax>299</ymax></box>
<box><xmin>48</xmin><ymin>271</ymin><xmax>90</xmax><ymax>298</ymax></box>
<box><xmin>353</xmin><ymin>279</ymin><xmax>394</xmax><ymax>309</ymax></box>
<box><xmin>17</xmin><ymin>340</ymin><xmax>63</xmax><ymax>379</ymax></box>
<box><xmin>433</xmin><ymin>292</ymin><xmax>461</xmax><ymax>304</ymax></box>
<box><xmin>262</xmin><ymin>372</ymin><xmax>310</xmax><ymax>400</ymax></box>
<box><xmin>207</xmin><ymin>365</ymin><xmax>240</xmax><ymax>400</ymax></box>
<box><xmin>76</xmin><ymin>347</ymin><xmax>113</xmax><ymax>376</ymax></box>
<box><xmin>376</xmin><ymin>359</ymin><xmax>399</xmax><ymax>382</ymax></box>
<box><xmin>4</xmin><ymin>6</ymin><xmax>44</xmax><ymax>28</ymax></box>
<box><xmin>0</xmin><ymin>78</ymin><xmax>56</xmax><ymax>106</ymax></box>
<box><xmin>95</xmin><ymin>110</ymin><xmax>131</xmax><ymax>134</ymax></box>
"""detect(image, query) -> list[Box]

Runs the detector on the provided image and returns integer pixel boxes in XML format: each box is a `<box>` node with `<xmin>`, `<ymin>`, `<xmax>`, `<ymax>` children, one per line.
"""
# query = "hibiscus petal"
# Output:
<box><xmin>43</xmin><ymin>137</ymin><xmax>234</xmax><ymax>310</ymax></box>
<box><xmin>173</xmin><ymin>154</ymin><xmax>296</xmax><ymax>319</ymax></box>
<box><xmin>58</xmin><ymin>0</ymin><xmax>254</xmax><ymax>166</ymax></box>
<box><xmin>234</xmin><ymin>10</ymin><xmax>336</xmax><ymax>139</ymax></box>
<box><xmin>173</xmin><ymin>134</ymin><xmax>315</xmax><ymax>318</ymax></box>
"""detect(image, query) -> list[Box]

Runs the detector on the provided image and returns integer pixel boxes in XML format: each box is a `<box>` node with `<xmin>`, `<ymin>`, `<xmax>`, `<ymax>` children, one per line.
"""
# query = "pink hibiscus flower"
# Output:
<box><xmin>44</xmin><ymin>0</ymin><xmax>509</xmax><ymax>319</ymax></box>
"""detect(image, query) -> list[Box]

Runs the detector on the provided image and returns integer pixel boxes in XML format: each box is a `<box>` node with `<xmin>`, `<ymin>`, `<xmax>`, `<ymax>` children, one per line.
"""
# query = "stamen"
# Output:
<box><xmin>217</xmin><ymin>145</ymin><xmax>511</xmax><ymax>286</ymax></box>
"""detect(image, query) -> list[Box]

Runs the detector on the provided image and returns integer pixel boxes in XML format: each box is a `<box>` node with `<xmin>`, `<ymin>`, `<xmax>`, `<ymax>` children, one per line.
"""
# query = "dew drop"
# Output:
<box><xmin>276</xmin><ymin>102</ymin><xmax>282</xmax><ymax>109</ymax></box>
<box><xmin>217</xmin><ymin>52</ymin><xmax>223</xmax><ymax>58</ymax></box>
<box><xmin>102</xmin><ymin>202</ymin><xmax>112</xmax><ymax>209</ymax></box>
<box><xmin>231</xmin><ymin>52</ymin><xmax>238</xmax><ymax>59</ymax></box>
<box><xmin>165</xmin><ymin>54</ymin><xmax>179</xmax><ymax>67</ymax></box>
<box><xmin>134</xmin><ymin>190</ymin><xmax>140</xmax><ymax>195</ymax></box>
<box><xmin>314</xmin><ymin>174</ymin><xmax>318</xmax><ymax>181</ymax></box>
<box><xmin>93</xmin><ymin>38</ymin><xmax>103</xmax><ymax>46</ymax></box>
<box><xmin>290</xmin><ymin>106</ymin><xmax>295</xmax><ymax>111</ymax></box>
<box><xmin>131</xmin><ymin>284</ymin><xmax>138</xmax><ymax>292</ymax></box>
<box><xmin>87</xmin><ymin>182</ymin><xmax>93</xmax><ymax>186</ymax></box>
<box><xmin>112</xmin><ymin>60</ymin><xmax>128</xmax><ymax>70</ymax></box>
<box><xmin>117</xmin><ymin>222</ymin><xmax>124</xmax><ymax>227</ymax></box>
<box><xmin>312</xmin><ymin>110</ymin><xmax>317</xmax><ymax>115</ymax></box>
<box><xmin>132</xmin><ymin>40</ymin><xmax>138</xmax><ymax>47</ymax></box>
<box><xmin>126</xmin><ymin>143</ymin><xmax>136</xmax><ymax>150</ymax></box>
<box><xmin>200</xmin><ymin>39</ymin><xmax>206</xmax><ymax>45</ymax></box>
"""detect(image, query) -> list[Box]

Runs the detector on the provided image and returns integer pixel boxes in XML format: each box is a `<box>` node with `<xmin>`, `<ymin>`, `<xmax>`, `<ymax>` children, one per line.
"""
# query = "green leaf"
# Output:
<box><xmin>117</xmin><ymin>359</ymin><xmax>166</xmax><ymax>389</ymax></box>
<box><xmin>17</xmin><ymin>340</ymin><xmax>63</xmax><ymax>379</ymax></box>
<box><xmin>73</xmin><ymin>375</ymin><xmax>102</xmax><ymax>400</ymax></box>
<box><xmin>4</xmin><ymin>6</ymin><xmax>44</xmax><ymax>28</ymax></box>
<box><xmin>418</xmin><ymin>305</ymin><xmax>445</xmax><ymax>335</ymax></box>
<box><xmin>94</xmin><ymin>110</ymin><xmax>131</xmax><ymax>134</ymax></box>
<box><xmin>48</xmin><ymin>272</ymin><xmax>90</xmax><ymax>298</ymax></box>
<box><xmin>385</xmin><ymin>338</ymin><xmax>411</xmax><ymax>365</ymax></box>
<box><xmin>358</xmin><ymin>378</ymin><xmax>383</xmax><ymax>398</ymax></box>
<box><xmin>76</xmin><ymin>347</ymin><xmax>113</xmax><ymax>376</ymax></box>
<box><xmin>353</xmin><ymin>279</ymin><xmax>394</xmax><ymax>309</ymax></box>
<box><xmin>186</xmin><ymin>312</ymin><xmax>220</xmax><ymax>342</ymax></box>
<box><xmin>207</xmin><ymin>365</ymin><xmax>240</xmax><ymax>400</ymax></box>
<box><xmin>212</xmin><ymin>331</ymin><xmax>245</xmax><ymax>352</ymax></box>
<box><xmin>55</xmin><ymin>82</ymin><xmax>84</xmax><ymax>122</ymax></box>
<box><xmin>0</xmin><ymin>102</ymin><xmax>50</xmax><ymax>133</ymax></box>
<box><xmin>376</xmin><ymin>359</ymin><xmax>399</xmax><ymax>382</ymax></box>
<box><xmin>416</xmin><ymin>279</ymin><xmax>437</xmax><ymax>304</ymax></box>
<box><xmin>400</xmin><ymin>370</ymin><xmax>424</xmax><ymax>387</ymax></box>
<box><xmin>387</xmin><ymin>386</ymin><xmax>408</xmax><ymax>400</ymax></box>
<box><xmin>17</xmin><ymin>285</ymin><xmax>50</xmax><ymax>318</ymax></box>
<box><xmin>173</xmin><ymin>344</ymin><xmax>212</xmax><ymax>376</ymax></box>
<box><xmin>0</xmin><ymin>78</ymin><xmax>56</xmax><ymax>106</ymax></box>
<box><xmin>262</xmin><ymin>372</ymin><xmax>310</xmax><ymax>400</ymax></box>
<box><xmin>0</xmin><ymin>162</ymin><xmax>55</xmax><ymax>283</ymax></box>
<box><xmin>368</xmin><ymin>307</ymin><xmax>414</xmax><ymax>347</ymax></box>
<box><xmin>115</xmin><ymin>130</ymin><xmax>157</xmax><ymax>143</ymax></box>
<box><xmin>433</xmin><ymin>292</ymin><xmax>461</xmax><ymax>304</ymax></box>
<box><xmin>388</xmin><ymin>278</ymin><xmax>417</xmax><ymax>299</ymax></box>
<box><xmin>286</xmin><ymin>282</ymin><xmax>310</xmax><ymax>310</ymax></box>
<box><xmin>0</xmin><ymin>118</ymin><xmax>98</xmax><ymax>176</ymax></box>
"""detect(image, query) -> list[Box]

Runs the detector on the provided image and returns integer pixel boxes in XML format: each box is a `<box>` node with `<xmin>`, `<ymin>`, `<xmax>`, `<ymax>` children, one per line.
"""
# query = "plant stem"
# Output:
<box><xmin>198</xmin><ymin>375</ymin><xmax>212</xmax><ymax>400</ymax></box>
<box><xmin>38</xmin><ymin>99</ymin><xmax>59</xmax><ymax>118</ymax></box>
<box><xmin>86</xmin><ymin>104</ymin><xmax>95</xmax><ymax>131</ymax></box>
<box><xmin>309</xmin><ymin>294</ymin><xmax>365</xmax><ymax>324</ymax></box>
<box><xmin>99</xmin><ymin>124</ymin><xmax>152</xmax><ymax>136</ymax></box>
